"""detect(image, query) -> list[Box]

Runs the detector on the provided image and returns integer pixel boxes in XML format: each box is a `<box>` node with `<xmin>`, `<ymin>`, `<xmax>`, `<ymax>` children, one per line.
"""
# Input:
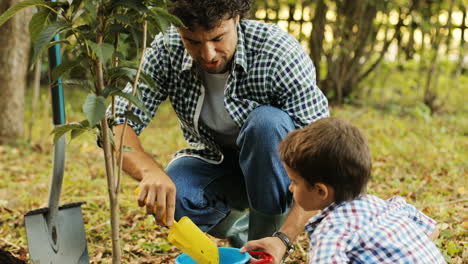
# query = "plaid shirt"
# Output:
<box><xmin>305</xmin><ymin>195</ymin><xmax>446</xmax><ymax>264</ymax></box>
<box><xmin>114</xmin><ymin>20</ymin><xmax>329</xmax><ymax>164</ymax></box>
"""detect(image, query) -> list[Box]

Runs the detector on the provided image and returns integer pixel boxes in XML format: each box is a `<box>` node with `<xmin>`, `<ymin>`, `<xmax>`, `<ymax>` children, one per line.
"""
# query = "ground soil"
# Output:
<box><xmin>0</xmin><ymin>248</ymin><xmax>26</xmax><ymax>264</ymax></box>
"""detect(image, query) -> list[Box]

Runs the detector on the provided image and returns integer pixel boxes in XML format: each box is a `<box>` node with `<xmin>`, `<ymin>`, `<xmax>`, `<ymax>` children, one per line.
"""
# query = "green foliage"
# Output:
<box><xmin>359</xmin><ymin>59</ymin><xmax>468</xmax><ymax>113</ymax></box>
<box><xmin>51</xmin><ymin>120</ymin><xmax>90</xmax><ymax>143</ymax></box>
<box><xmin>32</xmin><ymin>21</ymin><xmax>71</xmax><ymax>63</ymax></box>
<box><xmin>109</xmin><ymin>91</ymin><xmax>150</xmax><ymax>117</ymax></box>
<box><xmin>123</xmin><ymin>110</ymin><xmax>145</xmax><ymax>125</ymax></box>
<box><xmin>29</xmin><ymin>7</ymin><xmax>53</xmax><ymax>41</ymax></box>
<box><xmin>0</xmin><ymin>0</ymin><xmax>55</xmax><ymax>27</ymax></box>
<box><xmin>0</xmin><ymin>0</ymin><xmax>185</xmax><ymax>141</ymax></box>
<box><xmin>88</xmin><ymin>41</ymin><xmax>115</xmax><ymax>66</ymax></box>
<box><xmin>51</xmin><ymin>56</ymin><xmax>82</xmax><ymax>82</ymax></box>
<box><xmin>83</xmin><ymin>94</ymin><xmax>107</xmax><ymax>128</ymax></box>
<box><xmin>445</xmin><ymin>241</ymin><xmax>462</xmax><ymax>256</ymax></box>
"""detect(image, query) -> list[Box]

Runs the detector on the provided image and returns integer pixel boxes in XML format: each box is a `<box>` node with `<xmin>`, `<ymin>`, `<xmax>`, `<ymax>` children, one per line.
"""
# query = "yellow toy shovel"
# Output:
<box><xmin>135</xmin><ymin>188</ymin><xmax>219</xmax><ymax>263</ymax></box>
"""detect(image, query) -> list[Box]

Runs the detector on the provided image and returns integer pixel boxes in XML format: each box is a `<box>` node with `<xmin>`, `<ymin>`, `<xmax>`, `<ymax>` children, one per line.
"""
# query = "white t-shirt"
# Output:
<box><xmin>200</xmin><ymin>71</ymin><xmax>239</xmax><ymax>147</ymax></box>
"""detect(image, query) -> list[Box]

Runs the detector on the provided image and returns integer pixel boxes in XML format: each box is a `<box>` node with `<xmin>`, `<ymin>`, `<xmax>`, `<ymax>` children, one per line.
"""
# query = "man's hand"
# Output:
<box><xmin>240</xmin><ymin>237</ymin><xmax>286</xmax><ymax>264</ymax></box>
<box><xmin>137</xmin><ymin>172</ymin><xmax>176</xmax><ymax>226</ymax></box>
<box><xmin>113</xmin><ymin>124</ymin><xmax>177</xmax><ymax>226</ymax></box>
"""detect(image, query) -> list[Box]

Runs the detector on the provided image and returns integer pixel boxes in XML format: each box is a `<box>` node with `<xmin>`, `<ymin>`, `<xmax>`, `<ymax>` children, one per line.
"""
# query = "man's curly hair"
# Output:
<box><xmin>168</xmin><ymin>0</ymin><xmax>252</xmax><ymax>30</ymax></box>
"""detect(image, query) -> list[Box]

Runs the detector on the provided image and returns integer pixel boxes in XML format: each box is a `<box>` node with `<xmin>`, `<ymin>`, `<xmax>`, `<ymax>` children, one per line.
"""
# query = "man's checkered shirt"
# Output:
<box><xmin>305</xmin><ymin>195</ymin><xmax>446</xmax><ymax>264</ymax></box>
<box><xmin>114</xmin><ymin>20</ymin><xmax>329</xmax><ymax>164</ymax></box>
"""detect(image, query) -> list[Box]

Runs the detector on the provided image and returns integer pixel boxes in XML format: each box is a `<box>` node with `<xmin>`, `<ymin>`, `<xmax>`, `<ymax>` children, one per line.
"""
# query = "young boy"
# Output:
<box><xmin>277</xmin><ymin>117</ymin><xmax>445</xmax><ymax>263</ymax></box>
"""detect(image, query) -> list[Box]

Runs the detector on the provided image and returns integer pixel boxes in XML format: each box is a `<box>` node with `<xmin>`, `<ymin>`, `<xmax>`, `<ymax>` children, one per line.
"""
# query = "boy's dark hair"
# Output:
<box><xmin>279</xmin><ymin>117</ymin><xmax>372</xmax><ymax>204</ymax></box>
<box><xmin>168</xmin><ymin>0</ymin><xmax>252</xmax><ymax>30</ymax></box>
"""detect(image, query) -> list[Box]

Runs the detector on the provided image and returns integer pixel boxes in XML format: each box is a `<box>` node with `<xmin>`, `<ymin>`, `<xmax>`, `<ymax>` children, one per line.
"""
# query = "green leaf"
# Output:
<box><xmin>152</xmin><ymin>7</ymin><xmax>184</xmax><ymax>28</ymax></box>
<box><xmin>446</xmin><ymin>241</ymin><xmax>462</xmax><ymax>256</ymax></box>
<box><xmin>147</xmin><ymin>10</ymin><xmax>169</xmax><ymax>33</ymax></box>
<box><xmin>128</xmin><ymin>26</ymin><xmax>140</xmax><ymax>51</ymax></box>
<box><xmin>111</xmin><ymin>91</ymin><xmax>150</xmax><ymax>118</ymax></box>
<box><xmin>123</xmin><ymin>110</ymin><xmax>144</xmax><ymax>125</ymax></box>
<box><xmin>114</xmin><ymin>14</ymin><xmax>130</xmax><ymax>25</ymax></box>
<box><xmin>112</xmin><ymin>0</ymin><xmax>147</xmax><ymax>12</ymax></box>
<box><xmin>107</xmin><ymin>66</ymin><xmax>137</xmax><ymax>85</ymax></box>
<box><xmin>70</xmin><ymin>0</ymin><xmax>83</xmax><ymax>13</ymax></box>
<box><xmin>83</xmin><ymin>94</ymin><xmax>107</xmax><ymax>128</ymax></box>
<box><xmin>70</xmin><ymin>120</ymin><xmax>90</xmax><ymax>141</ymax></box>
<box><xmin>29</xmin><ymin>7</ymin><xmax>52</xmax><ymax>42</ymax></box>
<box><xmin>51</xmin><ymin>120</ymin><xmax>89</xmax><ymax>144</ymax></box>
<box><xmin>63</xmin><ymin>79</ymin><xmax>93</xmax><ymax>91</ymax></box>
<box><xmin>88</xmin><ymin>41</ymin><xmax>115</xmax><ymax>65</ymax></box>
<box><xmin>72</xmin><ymin>8</ymin><xmax>86</xmax><ymax>23</ymax></box>
<box><xmin>31</xmin><ymin>21</ymin><xmax>71</xmax><ymax>64</ymax></box>
<box><xmin>102</xmin><ymin>87</ymin><xmax>121</xmax><ymax>98</ymax></box>
<box><xmin>51</xmin><ymin>125</ymin><xmax>72</xmax><ymax>144</ymax></box>
<box><xmin>139</xmin><ymin>71</ymin><xmax>157</xmax><ymax>90</ymax></box>
<box><xmin>109</xmin><ymin>24</ymin><xmax>130</xmax><ymax>34</ymax></box>
<box><xmin>45</xmin><ymin>40</ymin><xmax>71</xmax><ymax>49</ymax></box>
<box><xmin>51</xmin><ymin>57</ymin><xmax>82</xmax><ymax>81</ymax></box>
<box><xmin>70</xmin><ymin>128</ymin><xmax>86</xmax><ymax>141</ymax></box>
<box><xmin>83</xmin><ymin>0</ymin><xmax>97</xmax><ymax>21</ymax></box>
<box><xmin>0</xmin><ymin>0</ymin><xmax>55</xmax><ymax>27</ymax></box>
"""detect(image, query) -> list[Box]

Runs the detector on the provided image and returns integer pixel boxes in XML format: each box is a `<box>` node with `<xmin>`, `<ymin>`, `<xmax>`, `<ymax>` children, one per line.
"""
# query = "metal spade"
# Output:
<box><xmin>24</xmin><ymin>30</ymin><xmax>89</xmax><ymax>264</ymax></box>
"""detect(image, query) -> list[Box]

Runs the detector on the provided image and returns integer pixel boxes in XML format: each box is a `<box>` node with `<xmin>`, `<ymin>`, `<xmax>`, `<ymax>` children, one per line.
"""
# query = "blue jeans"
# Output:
<box><xmin>166</xmin><ymin>106</ymin><xmax>295</xmax><ymax>232</ymax></box>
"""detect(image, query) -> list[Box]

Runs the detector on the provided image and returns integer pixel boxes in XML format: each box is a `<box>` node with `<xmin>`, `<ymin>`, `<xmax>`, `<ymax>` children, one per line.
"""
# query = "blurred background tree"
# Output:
<box><xmin>1</xmin><ymin>0</ymin><xmax>466</xmax><ymax>144</ymax></box>
<box><xmin>253</xmin><ymin>0</ymin><xmax>467</xmax><ymax>109</ymax></box>
<box><xmin>0</xmin><ymin>0</ymin><xmax>33</xmax><ymax>143</ymax></box>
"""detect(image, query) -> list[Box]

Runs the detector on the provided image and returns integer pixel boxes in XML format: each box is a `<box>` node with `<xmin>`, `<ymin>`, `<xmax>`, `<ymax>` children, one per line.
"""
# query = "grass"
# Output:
<box><xmin>0</xmin><ymin>76</ymin><xmax>467</xmax><ymax>263</ymax></box>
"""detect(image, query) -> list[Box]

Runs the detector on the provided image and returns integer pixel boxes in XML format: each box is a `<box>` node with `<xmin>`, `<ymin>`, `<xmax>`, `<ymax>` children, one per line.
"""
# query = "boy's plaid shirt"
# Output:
<box><xmin>305</xmin><ymin>195</ymin><xmax>446</xmax><ymax>264</ymax></box>
<box><xmin>113</xmin><ymin>20</ymin><xmax>329</xmax><ymax>164</ymax></box>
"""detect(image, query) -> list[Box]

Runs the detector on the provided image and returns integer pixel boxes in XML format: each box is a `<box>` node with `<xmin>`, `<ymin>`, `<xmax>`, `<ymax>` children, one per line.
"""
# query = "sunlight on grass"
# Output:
<box><xmin>0</xmin><ymin>85</ymin><xmax>466</xmax><ymax>263</ymax></box>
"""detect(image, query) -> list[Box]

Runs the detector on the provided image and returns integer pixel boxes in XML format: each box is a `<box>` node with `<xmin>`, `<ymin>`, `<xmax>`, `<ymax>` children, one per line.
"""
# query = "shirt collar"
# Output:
<box><xmin>305</xmin><ymin>202</ymin><xmax>337</xmax><ymax>232</ymax></box>
<box><xmin>233</xmin><ymin>21</ymin><xmax>248</xmax><ymax>73</ymax></box>
<box><xmin>180</xmin><ymin>21</ymin><xmax>249</xmax><ymax>74</ymax></box>
<box><xmin>182</xmin><ymin>49</ymin><xmax>193</xmax><ymax>72</ymax></box>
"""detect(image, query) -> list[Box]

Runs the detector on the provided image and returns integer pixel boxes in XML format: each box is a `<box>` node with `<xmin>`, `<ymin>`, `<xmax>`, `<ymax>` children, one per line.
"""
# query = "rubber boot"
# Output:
<box><xmin>248</xmin><ymin>208</ymin><xmax>288</xmax><ymax>241</ymax></box>
<box><xmin>207</xmin><ymin>209</ymin><xmax>249</xmax><ymax>248</ymax></box>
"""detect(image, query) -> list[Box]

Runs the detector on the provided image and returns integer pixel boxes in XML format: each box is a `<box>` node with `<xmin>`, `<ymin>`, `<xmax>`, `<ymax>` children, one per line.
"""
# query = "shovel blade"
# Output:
<box><xmin>24</xmin><ymin>202</ymin><xmax>89</xmax><ymax>264</ymax></box>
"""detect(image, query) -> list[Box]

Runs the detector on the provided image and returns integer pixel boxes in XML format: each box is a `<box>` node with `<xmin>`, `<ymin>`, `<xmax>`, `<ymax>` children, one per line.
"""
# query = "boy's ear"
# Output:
<box><xmin>315</xmin><ymin>183</ymin><xmax>330</xmax><ymax>201</ymax></box>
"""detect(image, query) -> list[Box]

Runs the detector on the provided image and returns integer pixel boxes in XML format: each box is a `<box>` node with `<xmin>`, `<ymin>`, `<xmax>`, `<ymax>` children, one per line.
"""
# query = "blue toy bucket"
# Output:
<box><xmin>175</xmin><ymin>247</ymin><xmax>273</xmax><ymax>264</ymax></box>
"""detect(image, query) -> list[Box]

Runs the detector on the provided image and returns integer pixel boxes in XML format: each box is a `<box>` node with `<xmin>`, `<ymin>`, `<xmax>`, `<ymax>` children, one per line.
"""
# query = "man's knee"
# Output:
<box><xmin>239</xmin><ymin>106</ymin><xmax>295</xmax><ymax>140</ymax></box>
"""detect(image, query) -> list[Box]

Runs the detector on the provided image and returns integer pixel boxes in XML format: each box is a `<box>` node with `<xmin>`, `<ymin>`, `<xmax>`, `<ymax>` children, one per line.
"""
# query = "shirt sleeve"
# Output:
<box><xmin>402</xmin><ymin>200</ymin><xmax>437</xmax><ymax>237</ymax></box>
<box><xmin>112</xmin><ymin>34</ymin><xmax>169</xmax><ymax>135</ymax></box>
<box><xmin>272</xmin><ymin>44</ymin><xmax>329</xmax><ymax>128</ymax></box>
<box><xmin>308</xmin><ymin>225</ymin><xmax>353</xmax><ymax>264</ymax></box>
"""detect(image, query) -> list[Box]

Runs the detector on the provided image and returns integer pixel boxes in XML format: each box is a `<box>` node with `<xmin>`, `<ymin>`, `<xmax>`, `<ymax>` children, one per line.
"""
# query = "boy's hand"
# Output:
<box><xmin>240</xmin><ymin>237</ymin><xmax>285</xmax><ymax>264</ymax></box>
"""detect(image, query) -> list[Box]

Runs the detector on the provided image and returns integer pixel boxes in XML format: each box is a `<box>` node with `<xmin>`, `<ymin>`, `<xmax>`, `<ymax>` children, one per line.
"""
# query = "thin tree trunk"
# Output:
<box><xmin>406</xmin><ymin>8</ymin><xmax>417</xmax><ymax>60</ymax></box>
<box><xmin>95</xmin><ymin>34</ymin><xmax>121</xmax><ymax>264</ymax></box>
<box><xmin>445</xmin><ymin>0</ymin><xmax>454</xmax><ymax>56</ymax></box>
<box><xmin>454</xmin><ymin>5</ymin><xmax>466</xmax><ymax>77</ymax></box>
<box><xmin>310</xmin><ymin>0</ymin><xmax>327</xmax><ymax>87</ymax></box>
<box><xmin>423</xmin><ymin>0</ymin><xmax>447</xmax><ymax>113</ymax></box>
<box><xmin>0</xmin><ymin>0</ymin><xmax>33</xmax><ymax>144</ymax></box>
<box><xmin>287</xmin><ymin>2</ymin><xmax>295</xmax><ymax>32</ymax></box>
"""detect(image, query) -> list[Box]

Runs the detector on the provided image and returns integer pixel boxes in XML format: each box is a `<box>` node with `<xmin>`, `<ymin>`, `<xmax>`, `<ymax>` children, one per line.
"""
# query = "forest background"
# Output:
<box><xmin>0</xmin><ymin>0</ymin><xmax>466</xmax><ymax>263</ymax></box>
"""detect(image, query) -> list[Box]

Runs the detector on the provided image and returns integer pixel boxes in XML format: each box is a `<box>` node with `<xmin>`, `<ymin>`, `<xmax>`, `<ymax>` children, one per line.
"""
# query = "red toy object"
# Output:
<box><xmin>248</xmin><ymin>251</ymin><xmax>274</xmax><ymax>264</ymax></box>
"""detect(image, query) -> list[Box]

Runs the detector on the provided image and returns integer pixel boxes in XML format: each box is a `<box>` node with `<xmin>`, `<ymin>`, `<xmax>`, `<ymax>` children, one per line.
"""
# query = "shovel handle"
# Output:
<box><xmin>45</xmin><ymin>13</ymin><xmax>66</xmax><ymax>250</ymax></box>
<box><xmin>49</xmin><ymin>33</ymin><xmax>65</xmax><ymax>126</ymax></box>
<box><xmin>248</xmin><ymin>251</ymin><xmax>274</xmax><ymax>264</ymax></box>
